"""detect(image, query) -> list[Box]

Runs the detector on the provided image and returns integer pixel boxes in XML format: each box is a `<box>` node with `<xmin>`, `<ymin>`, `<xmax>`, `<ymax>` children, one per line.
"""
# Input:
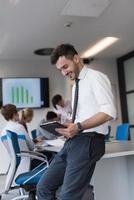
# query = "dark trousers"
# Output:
<box><xmin>37</xmin><ymin>132</ymin><xmax>105</xmax><ymax>200</ymax></box>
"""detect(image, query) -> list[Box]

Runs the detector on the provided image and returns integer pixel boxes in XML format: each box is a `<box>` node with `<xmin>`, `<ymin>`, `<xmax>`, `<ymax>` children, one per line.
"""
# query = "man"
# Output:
<box><xmin>37</xmin><ymin>44</ymin><xmax>116</xmax><ymax>200</ymax></box>
<box><xmin>52</xmin><ymin>94</ymin><xmax>72</xmax><ymax>123</ymax></box>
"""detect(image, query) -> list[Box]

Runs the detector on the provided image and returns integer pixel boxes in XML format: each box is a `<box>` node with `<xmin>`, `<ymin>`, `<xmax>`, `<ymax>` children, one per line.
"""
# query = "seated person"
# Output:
<box><xmin>36</xmin><ymin>111</ymin><xmax>60</xmax><ymax>140</ymax></box>
<box><xmin>52</xmin><ymin>94</ymin><xmax>72</xmax><ymax>123</ymax></box>
<box><xmin>18</xmin><ymin>108</ymin><xmax>41</xmax><ymax>143</ymax></box>
<box><xmin>18</xmin><ymin>108</ymin><xmax>34</xmax><ymax>132</ymax></box>
<box><xmin>1</xmin><ymin>104</ymin><xmax>35</xmax><ymax>151</ymax></box>
<box><xmin>1</xmin><ymin>104</ymin><xmax>47</xmax><ymax>169</ymax></box>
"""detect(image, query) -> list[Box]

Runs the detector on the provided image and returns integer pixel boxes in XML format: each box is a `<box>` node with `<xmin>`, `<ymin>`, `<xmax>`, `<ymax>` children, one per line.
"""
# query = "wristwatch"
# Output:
<box><xmin>76</xmin><ymin>122</ymin><xmax>83</xmax><ymax>132</ymax></box>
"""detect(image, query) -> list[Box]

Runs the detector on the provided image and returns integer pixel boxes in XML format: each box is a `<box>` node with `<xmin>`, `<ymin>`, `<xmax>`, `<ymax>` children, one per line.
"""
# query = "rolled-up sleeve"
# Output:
<box><xmin>91</xmin><ymin>71</ymin><xmax>117</xmax><ymax>119</ymax></box>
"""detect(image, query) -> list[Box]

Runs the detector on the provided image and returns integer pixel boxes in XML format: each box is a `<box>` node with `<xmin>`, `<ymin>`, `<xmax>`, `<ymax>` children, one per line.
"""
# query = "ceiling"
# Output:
<box><xmin>0</xmin><ymin>0</ymin><xmax>134</xmax><ymax>60</ymax></box>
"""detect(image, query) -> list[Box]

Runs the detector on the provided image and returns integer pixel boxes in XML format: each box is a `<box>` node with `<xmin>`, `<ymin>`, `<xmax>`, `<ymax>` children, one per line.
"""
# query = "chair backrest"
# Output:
<box><xmin>1</xmin><ymin>130</ymin><xmax>49</xmax><ymax>200</ymax></box>
<box><xmin>0</xmin><ymin>130</ymin><xmax>31</xmax><ymax>192</ymax></box>
<box><xmin>116</xmin><ymin>123</ymin><xmax>129</xmax><ymax>140</ymax></box>
<box><xmin>1</xmin><ymin>130</ymin><xmax>21</xmax><ymax>192</ymax></box>
<box><xmin>1</xmin><ymin>135</ymin><xmax>11</xmax><ymax>157</ymax></box>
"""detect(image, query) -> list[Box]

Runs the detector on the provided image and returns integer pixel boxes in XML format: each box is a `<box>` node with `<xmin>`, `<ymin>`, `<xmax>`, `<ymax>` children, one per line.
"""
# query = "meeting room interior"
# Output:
<box><xmin>0</xmin><ymin>1</ymin><xmax>134</xmax><ymax>200</ymax></box>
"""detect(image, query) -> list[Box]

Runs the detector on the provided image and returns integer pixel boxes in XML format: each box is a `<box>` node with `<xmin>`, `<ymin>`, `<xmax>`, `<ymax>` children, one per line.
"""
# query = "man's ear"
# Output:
<box><xmin>73</xmin><ymin>54</ymin><xmax>80</xmax><ymax>64</ymax></box>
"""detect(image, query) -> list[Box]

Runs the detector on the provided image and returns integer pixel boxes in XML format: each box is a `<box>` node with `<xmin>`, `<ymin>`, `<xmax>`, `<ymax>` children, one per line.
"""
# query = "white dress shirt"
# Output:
<box><xmin>1</xmin><ymin>120</ymin><xmax>35</xmax><ymax>151</ymax></box>
<box><xmin>72</xmin><ymin>66</ymin><xmax>116</xmax><ymax>135</ymax></box>
<box><xmin>54</xmin><ymin>100</ymin><xmax>72</xmax><ymax>123</ymax></box>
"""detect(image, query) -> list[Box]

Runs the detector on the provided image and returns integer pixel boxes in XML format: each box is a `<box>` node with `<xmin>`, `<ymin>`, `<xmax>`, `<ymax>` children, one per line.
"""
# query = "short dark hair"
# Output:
<box><xmin>1</xmin><ymin>104</ymin><xmax>17</xmax><ymax>121</ymax></box>
<box><xmin>51</xmin><ymin>43</ymin><xmax>78</xmax><ymax>64</ymax></box>
<box><xmin>46</xmin><ymin>111</ymin><xmax>58</xmax><ymax>121</ymax></box>
<box><xmin>52</xmin><ymin>94</ymin><xmax>62</xmax><ymax>109</ymax></box>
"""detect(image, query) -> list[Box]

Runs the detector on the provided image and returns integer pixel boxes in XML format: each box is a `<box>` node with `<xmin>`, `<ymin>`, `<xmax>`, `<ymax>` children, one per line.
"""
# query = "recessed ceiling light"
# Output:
<box><xmin>64</xmin><ymin>21</ymin><xmax>72</xmax><ymax>27</ymax></box>
<box><xmin>81</xmin><ymin>37</ymin><xmax>119</xmax><ymax>58</ymax></box>
<box><xmin>34</xmin><ymin>48</ymin><xmax>54</xmax><ymax>56</ymax></box>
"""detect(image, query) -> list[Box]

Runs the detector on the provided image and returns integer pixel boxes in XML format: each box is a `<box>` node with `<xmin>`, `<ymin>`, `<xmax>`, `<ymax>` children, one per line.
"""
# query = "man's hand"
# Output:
<box><xmin>55</xmin><ymin>123</ymin><xmax>79</xmax><ymax>139</ymax></box>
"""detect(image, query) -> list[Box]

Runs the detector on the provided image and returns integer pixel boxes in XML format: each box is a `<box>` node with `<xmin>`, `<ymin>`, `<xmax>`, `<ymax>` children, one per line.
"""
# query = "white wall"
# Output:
<box><xmin>0</xmin><ymin>58</ymin><xmax>66</xmax><ymax>132</ymax></box>
<box><xmin>0</xmin><ymin>58</ymin><xmax>121</xmax><ymax>134</ymax></box>
<box><xmin>0</xmin><ymin>57</ymin><xmax>121</xmax><ymax>174</ymax></box>
<box><xmin>90</xmin><ymin>58</ymin><xmax>122</xmax><ymax>135</ymax></box>
<box><xmin>0</xmin><ymin>58</ymin><xmax>67</xmax><ymax>173</ymax></box>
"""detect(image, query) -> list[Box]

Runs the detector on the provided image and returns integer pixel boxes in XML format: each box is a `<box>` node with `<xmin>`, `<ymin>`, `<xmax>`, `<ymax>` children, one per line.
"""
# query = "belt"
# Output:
<box><xmin>80</xmin><ymin>131</ymin><xmax>105</xmax><ymax>139</ymax></box>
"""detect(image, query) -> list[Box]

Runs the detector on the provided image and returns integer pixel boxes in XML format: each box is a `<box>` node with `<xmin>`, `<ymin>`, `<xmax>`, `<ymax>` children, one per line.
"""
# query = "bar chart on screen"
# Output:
<box><xmin>2</xmin><ymin>78</ymin><xmax>41</xmax><ymax>108</ymax></box>
<box><xmin>10</xmin><ymin>86</ymin><xmax>34</xmax><ymax>105</ymax></box>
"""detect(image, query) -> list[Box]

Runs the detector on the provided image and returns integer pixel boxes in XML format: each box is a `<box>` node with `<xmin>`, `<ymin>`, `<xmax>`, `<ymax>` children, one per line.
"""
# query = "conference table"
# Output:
<box><xmin>36</xmin><ymin>140</ymin><xmax>134</xmax><ymax>200</ymax></box>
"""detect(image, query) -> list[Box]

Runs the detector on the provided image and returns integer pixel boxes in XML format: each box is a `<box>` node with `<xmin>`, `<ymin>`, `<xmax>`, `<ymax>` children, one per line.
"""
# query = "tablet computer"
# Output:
<box><xmin>40</xmin><ymin>121</ymin><xmax>65</xmax><ymax>136</ymax></box>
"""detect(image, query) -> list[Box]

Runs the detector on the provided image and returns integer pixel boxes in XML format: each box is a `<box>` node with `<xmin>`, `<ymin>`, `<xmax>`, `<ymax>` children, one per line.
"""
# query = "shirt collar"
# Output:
<box><xmin>78</xmin><ymin>65</ymin><xmax>88</xmax><ymax>80</ymax></box>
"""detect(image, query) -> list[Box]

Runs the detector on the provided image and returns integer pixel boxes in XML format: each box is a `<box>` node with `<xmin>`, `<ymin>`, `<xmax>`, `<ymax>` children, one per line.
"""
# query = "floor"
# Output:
<box><xmin>0</xmin><ymin>175</ymin><xmax>20</xmax><ymax>200</ymax></box>
<box><xmin>0</xmin><ymin>174</ymin><xmax>92</xmax><ymax>200</ymax></box>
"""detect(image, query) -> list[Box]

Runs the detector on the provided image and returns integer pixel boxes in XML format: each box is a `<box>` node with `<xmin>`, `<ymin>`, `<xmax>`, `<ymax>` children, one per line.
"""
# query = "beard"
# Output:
<box><xmin>68</xmin><ymin>72</ymin><xmax>75</xmax><ymax>80</ymax></box>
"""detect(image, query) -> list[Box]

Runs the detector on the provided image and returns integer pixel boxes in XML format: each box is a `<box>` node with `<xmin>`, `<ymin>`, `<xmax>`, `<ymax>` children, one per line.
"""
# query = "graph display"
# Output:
<box><xmin>2</xmin><ymin>78</ymin><xmax>42</xmax><ymax>108</ymax></box>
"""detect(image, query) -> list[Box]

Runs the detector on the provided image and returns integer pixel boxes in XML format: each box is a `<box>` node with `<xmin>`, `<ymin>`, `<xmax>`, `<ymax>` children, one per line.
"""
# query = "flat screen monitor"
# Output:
<box><xmin>0</xmin><ymin>78</ymin><xmax>49</xmax><ymax>108</ymax></box>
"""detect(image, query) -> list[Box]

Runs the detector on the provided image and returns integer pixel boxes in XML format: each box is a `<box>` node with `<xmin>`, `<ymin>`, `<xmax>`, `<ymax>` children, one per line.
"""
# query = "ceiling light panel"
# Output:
<box><xmin>81</xmin><ymin>37</ymin><xmax>119</xmax><ymax>58</ymax></box>
<box><xmin>61</xmin><ymin>0</ymin><xmax>110</xmax><ymax>17</ymax></box>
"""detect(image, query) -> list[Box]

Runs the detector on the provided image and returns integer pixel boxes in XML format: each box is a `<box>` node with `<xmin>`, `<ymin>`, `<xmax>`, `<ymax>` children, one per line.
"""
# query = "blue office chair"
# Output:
<box><xmin>0</xmin><ymin>130</ymin><xmax>49</xmax><ymax>200</ymax></box>
<box><xmin>116</xmin><ymin>123</ymin><xmax>129</xmax><ymax>140</ymax></box>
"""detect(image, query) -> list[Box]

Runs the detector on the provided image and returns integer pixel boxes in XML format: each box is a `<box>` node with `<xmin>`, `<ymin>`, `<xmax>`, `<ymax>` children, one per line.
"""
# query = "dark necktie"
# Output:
<box><xmin>72</xmin><ymin>78</ymin><xmax>79</xmax><ymax>123</ymax></box>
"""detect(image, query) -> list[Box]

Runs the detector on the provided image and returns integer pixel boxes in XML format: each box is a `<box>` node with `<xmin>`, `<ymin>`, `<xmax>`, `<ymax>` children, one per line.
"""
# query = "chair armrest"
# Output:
<box><xmin>21</xmin><ymin>150</ymin><xmax>47</xmax><ymax>159</ymax></box>
<box><xmin>17</xmin><ymin>152</ymin><xmax>47</xmax><ymax>162</ymax></box>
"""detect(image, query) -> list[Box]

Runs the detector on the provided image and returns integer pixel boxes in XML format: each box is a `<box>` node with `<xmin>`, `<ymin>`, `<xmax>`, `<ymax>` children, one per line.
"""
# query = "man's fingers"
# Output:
<box><xmin>55</xmin><ymin>128</ymin><xmax>67</xmax><ymax>135</ymax></box>
<box><xmin>62</xmin><ymin>122</ymin><xmax>69</xmax><ymax>127</ymax></box>
<box><xmin>55</xmin><ymin>128</ymin><xmax>70</xmax><ymax>138</ymax></box>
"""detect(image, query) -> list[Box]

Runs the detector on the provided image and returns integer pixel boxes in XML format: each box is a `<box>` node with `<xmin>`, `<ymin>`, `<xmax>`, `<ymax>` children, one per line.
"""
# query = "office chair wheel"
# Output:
<box><xmin>28</xmin><ymin>191</ymin><xmax>36</xmax><ymax>200</ymax></box>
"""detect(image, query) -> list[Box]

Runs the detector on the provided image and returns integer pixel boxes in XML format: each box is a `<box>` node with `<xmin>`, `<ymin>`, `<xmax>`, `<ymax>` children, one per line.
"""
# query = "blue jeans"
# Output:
<box><xmin>37</xmin><ymin>132</ymin><xmax>105</xmax><ymax>200</ymax></box>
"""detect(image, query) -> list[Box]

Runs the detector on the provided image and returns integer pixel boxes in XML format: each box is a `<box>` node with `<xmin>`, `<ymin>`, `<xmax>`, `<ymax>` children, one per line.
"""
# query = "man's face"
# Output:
<box><xmin>56</xmin><ymin>55</ymin><xmax>80</xmax><ymax>80</ymax></box>
<box><xmin>57</xmin><ymin>99</ymin><xmax>64</xmax><ymax>107</ymax></box>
